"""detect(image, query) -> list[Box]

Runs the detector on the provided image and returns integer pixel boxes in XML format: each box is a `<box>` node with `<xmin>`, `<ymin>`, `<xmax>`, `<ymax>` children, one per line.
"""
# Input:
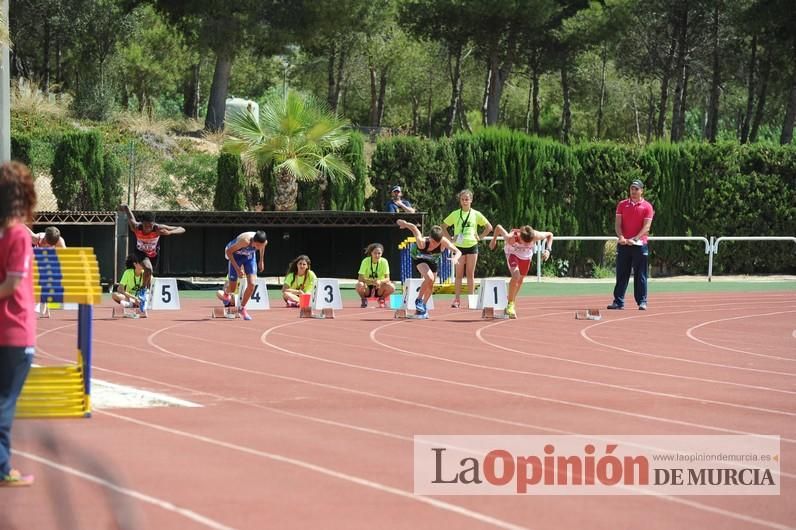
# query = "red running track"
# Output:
<box><xmin>4</xmin><ymin>290</ymin><xmax>795</xmax><ymax>530</ymax></box>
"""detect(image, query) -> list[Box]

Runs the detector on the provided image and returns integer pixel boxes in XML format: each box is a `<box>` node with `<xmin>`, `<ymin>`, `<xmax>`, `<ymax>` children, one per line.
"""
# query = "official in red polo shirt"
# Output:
<box><xmin>607</xmin><ymin>179</ymin><xmax>655</xmax><ymax>310</ymax></box>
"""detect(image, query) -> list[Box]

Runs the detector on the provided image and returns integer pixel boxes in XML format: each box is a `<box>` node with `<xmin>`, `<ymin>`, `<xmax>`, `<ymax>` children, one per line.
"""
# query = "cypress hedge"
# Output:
<box><xmin>371</xmin><ymin>130</ymin><xmax>795</xmax><ymax>275</ymax></box>
<box><xmin>50</xmin><ymin>131</ymin><xmax>106</xmax><ymax>210</ymax></box>
<box><xmin>214</xmin><ymin>153</ymin><xmax>247</xmax><ymax>211</ymax></box>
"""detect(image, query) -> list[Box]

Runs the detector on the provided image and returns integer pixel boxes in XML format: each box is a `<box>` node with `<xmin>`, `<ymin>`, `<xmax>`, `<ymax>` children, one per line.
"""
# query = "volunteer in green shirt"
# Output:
<box><xmin>442</xmin><ymin>189</ymin><xmax>493</xmax><ymax>308</ymax></box>
<box><xmin>111</xmin><ymin>254</ymin><xmax>145</xmax><ymax>312</ymax></box>
<box><xmin>282</xmin><ymin>255</ymin><xmax>317</xmax><ymax>307</ymax></box>
<box><xmin>356</xmin><ymin>243</ymin><xmax>395</xmax><ymax>308</ymax></box>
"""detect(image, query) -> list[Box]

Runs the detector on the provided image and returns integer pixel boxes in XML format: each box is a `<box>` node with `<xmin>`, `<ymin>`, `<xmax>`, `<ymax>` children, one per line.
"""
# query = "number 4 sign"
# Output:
<box><xmin>150</xmin><ymin>278</ymin><xmax>181</xmax><ymax>310</ymax></box>
<box><xmin>238</xmin><ymin>277</ymin><xmax>270</xmax><ymax>310</ymax></box>
<box><xmin>311</xmin><ymin>279</ymin><xmax>343</xmax><ymax>310</ymax></box>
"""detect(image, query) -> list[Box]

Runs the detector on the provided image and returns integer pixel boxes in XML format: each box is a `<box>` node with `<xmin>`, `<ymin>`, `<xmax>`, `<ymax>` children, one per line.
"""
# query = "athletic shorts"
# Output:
<box><xmin>506</xmin><ymin>253</ymin><xmax>531</xmax><ymax>276</ymax></box>
<box><xmin>457</xmin><ymin>245</ymin><xmax>478</xmax><ymax>255</ymax></box>
<box><xmin>133</xmin><ymin>249</ymin><xmax>158</xmax><ymax>269</ymax></box>
<box><xmin>228</xmin><ymin>253</ymin><xmax>256</xmax><ymax>281</ymax></box>
<box><xmin>363</xmin><ymin>285</ymin><xmax>382</xmax><ymax>298</ymax></box>
<box><xmin>413</xmin><ymin>257</ymin><xmax>438</xmax><ymax>274</ymax></box>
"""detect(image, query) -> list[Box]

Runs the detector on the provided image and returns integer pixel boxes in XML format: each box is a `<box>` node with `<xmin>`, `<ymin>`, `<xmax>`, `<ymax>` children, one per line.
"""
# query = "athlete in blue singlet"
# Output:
<box><xmin>216</xmin><ymin>230</ymin><xmax>267</xmax><ymax>320</ymax></box>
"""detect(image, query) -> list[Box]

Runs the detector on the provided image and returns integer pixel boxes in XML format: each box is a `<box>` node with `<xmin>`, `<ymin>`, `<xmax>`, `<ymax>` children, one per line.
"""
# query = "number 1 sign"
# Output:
<box><xmin>476</xmin><ymin>278</ymin><xmax>508</xmax><ymax>310</ymax></box>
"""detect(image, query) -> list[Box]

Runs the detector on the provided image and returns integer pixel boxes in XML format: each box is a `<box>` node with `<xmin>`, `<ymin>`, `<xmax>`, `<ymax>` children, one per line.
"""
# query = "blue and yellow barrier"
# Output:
<box><xmin>398</xmin><ymin>237</ymin><xmax>455</xmax><ymax>293</ymax></box>
<box><xmin>16</xmin><ymin>247</ymin><xmax>101</xmax><ymax>419</ymax></box>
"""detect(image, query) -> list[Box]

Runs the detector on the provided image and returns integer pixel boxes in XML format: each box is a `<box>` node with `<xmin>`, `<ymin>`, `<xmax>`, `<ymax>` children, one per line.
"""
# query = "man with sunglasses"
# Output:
<box><xmin>385</xmin><ymin>185</ymin><xmax>415</xmax><ymax>213</ymax></box>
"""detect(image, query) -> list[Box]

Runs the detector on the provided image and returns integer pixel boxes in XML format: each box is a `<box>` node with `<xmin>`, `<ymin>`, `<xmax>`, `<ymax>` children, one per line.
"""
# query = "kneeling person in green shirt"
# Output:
<box><xmin>356</xmin><ymin>243</ymin><xmax>395</xmax><ymax>308</ymax></box>
<box><xmin>112</xmin><ymin>254</ymin><xmax>145</xmax><ymax>313</ymax></box>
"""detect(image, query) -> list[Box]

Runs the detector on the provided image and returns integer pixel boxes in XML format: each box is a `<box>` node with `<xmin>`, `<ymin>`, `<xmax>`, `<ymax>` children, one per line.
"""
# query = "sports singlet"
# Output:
<box><xmin>413</xmin><ymin>237</ymin><xmax>442</xmax><ymax>259</ymax></box>
<box><xmin>504</xmin><ymin>232</ymin><xmax>534</xmax><ymax>260</ymax></box>
<box><xmin>134</xmin><ymin>225</ymin><xmax>160</xmax><ymax>257</ymax></box>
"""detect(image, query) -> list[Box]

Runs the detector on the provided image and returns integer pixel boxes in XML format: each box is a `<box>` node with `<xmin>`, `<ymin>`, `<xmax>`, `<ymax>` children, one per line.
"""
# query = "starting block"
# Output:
<box><xmin>35</xmin><ymin>302</ymin><xmax>78</xmax><ymax>319</ymax></box>
<box><xmin>481</xmin><ymin>307</ymin><xmax>510</xmax><ymax>320</ymax></box>
<box><xmin>112</xmin><ymin>305</ymin><xmax>147</xmax><ymax>319</ymax></box>
<box><xmin>300</xmin><ymin>307</ymin><xmax>336</xmax><ymax>319</ymax></box>
<box><xmin>211</xmin><ymin>294</ymin><xmax>240</xmax><ymax>319</ymax></box>
<box><xmin>391</xmin><ymin>294</ymin><xmax>429</xmax><ymax>319</ymax></box>
<box><xmin>211</xmin><ymin>305</ymin><xmax>239</xmax><ymax>319</ymax></box>
<box><xmin>575</xmin><ymin>309</ymin><xmax>602</xmax><ymax>321</ymax></box>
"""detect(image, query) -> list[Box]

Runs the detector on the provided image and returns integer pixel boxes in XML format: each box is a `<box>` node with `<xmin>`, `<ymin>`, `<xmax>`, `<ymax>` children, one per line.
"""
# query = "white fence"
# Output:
<box><xmin>486</xmin><ymin>235</ymin><xmax>795</xmax><ymax>282</ymax></box>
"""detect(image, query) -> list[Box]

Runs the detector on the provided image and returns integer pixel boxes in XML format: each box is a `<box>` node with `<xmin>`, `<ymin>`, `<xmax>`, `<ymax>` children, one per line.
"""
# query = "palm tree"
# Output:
<box><xmin>224</xmin><ymin>89</ymin><xmax>353</xmax><ymax>211</ymax></box>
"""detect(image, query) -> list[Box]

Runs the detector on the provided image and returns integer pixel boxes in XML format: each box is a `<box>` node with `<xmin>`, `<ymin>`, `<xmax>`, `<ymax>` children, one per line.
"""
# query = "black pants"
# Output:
<box><xmin>612</xmin><ymin>244</ymin><xmax>649</xmax><ymax>307</ymax></box>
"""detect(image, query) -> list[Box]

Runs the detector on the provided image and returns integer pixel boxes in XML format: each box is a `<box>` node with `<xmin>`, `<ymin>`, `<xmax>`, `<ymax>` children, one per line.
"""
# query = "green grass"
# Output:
<box><xmin>136</xmin><ymin>278</ymin><xmax>796</xmax><ymax>303</ymax></box>
<box><xmin>516</xmin><ymin>280</ymin><xmax>796</xmax><ymax>297</ymax></box>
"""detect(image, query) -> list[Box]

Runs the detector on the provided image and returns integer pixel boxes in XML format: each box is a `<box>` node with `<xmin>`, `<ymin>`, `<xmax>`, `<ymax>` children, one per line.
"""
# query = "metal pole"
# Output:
<box><xmin>0</xmin><ymin>1</ymin><xmax>11</xmax><ymax>162</ymax></box>
<box><xmin>130</xmin><ymin>141</ymin><xmax>136</xmax><ymax>208</ymax></box>
<box><xmin>127</xmin><ymin>140</ymin><xmax>133</xmax><ymax>204</ymax></box>
<box><xmin>707</xmin><ymin>236</ymin><xmax>715</xmax><ymax>282</ymax></box>
<box><xmin>116</xmin><ymin>211</ymin><xmax>128</xmax><ymax>283</ymax></box>
<box><xmin>536</xmin><ymin>243</ymin><xmax>542</xmax><ymax>282</ymax></box>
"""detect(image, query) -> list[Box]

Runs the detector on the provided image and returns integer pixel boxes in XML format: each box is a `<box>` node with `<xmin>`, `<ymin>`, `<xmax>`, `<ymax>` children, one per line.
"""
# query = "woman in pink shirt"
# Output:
<box><xmin>0</xmin><ymin>162</ymin><xmax>37</xmax><ymax>487</ymax></box>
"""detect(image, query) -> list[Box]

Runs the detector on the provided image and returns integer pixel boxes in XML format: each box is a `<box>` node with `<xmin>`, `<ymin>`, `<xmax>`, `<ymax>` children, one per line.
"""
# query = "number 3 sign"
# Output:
<box><xmin>311</xmin><ymin>279</ymin><xmax>343</xmax><ymax>310</ymax></box>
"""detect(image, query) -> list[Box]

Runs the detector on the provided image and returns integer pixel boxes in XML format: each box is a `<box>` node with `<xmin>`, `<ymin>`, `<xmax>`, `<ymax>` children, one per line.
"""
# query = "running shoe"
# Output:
<box><xmin>378</xmin><ymin>297</ymin><xmax>386</xmax><ymax>308</ymax></box>
<box><xmin>0</xmin><ymin>469</ymin><xmax>34</xmax><ymax>487</ymax></box>
<box><xmin>506</xmin><ymin>302</ymin><xmax>517</xmax><ymax>319</ymax></box>
<box><xmin>451</xmin><ymin>299</ymin><xmax>460</xmax><ymax>308</ymax></box>
<box><xmin>415</xmin><ymin>297</ymin><xmax>426</xmax><ymax>313</ymax></box>
<box><xmin>360</xmin><ymin>297</ymin><xmax>368</xmax><ymax>308</ymax></box>
<box><xmin>240</xmin><ymin>307</ymin><xmax>253</xmax><ymax>321</ymax></box>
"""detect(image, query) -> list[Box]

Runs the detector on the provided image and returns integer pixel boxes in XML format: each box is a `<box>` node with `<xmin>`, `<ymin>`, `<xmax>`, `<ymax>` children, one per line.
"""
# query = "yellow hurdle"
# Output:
<box><xmin>17</xmin><ymin>247</ymin><xmax>101</xmax><ymax>419</ymax></box>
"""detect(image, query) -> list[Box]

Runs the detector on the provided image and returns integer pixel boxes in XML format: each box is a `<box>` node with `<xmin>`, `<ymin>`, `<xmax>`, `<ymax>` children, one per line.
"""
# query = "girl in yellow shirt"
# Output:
<box><xmin>356</xmin><ymin>243</ymin><xmax>395</xmax><ymax>308</ymax></box>
<box><xmin>282</xmin><ymin>255</ymin><xmax>317</xmax><ymax>307</ymax></box>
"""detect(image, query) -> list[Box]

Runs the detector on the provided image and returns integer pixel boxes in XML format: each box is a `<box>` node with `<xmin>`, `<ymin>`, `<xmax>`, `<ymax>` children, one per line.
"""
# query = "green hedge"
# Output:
<box><xmin>370</xmin><ymin>130</ymin><xmax>796</xmax><ymax>275</ymax></box>
<box><xmin>11</xmin><ymin>134</ymin><xmax>33</xmax><ymax>166</ymax></box>
<box><xmin>51</xmin><ymin>131</ymin><xmax>106</xmax><ymax>210</ymax></box>
<box><xmin>368</xmin><ymin>136</ymin><xmax>457</xmax><ymax>223</ymax></box>
<box><xmin>328</xmin><ymin>132</ymin><xmax>368</xmax><ymax>211</ymax></box>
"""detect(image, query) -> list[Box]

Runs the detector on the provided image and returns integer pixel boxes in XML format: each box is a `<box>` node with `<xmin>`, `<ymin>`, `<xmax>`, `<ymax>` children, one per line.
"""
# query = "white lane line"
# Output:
<box><xmin>15</xmin><ymin>450</ymin><xmax>236</xmax><ymax>530</ymax></box>
<box><xmin>579</xmin><ymin>306</ymin><xmax>796</xmax><ymax>377</ymax></box>
<box><xmin>97</xmin><ymin>411</ymin><xmax>530</xmax><ymax>530</ymax></box>
<box><xmin>686</xmin><ymin>312</ymin><xmax>796</xmax><ymax>361</ymax></box>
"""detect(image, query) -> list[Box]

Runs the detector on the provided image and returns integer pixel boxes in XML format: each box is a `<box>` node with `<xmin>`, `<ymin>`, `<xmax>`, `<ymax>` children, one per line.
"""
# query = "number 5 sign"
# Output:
<box><xmin>311</xmin><ymin>278</ymin><xmax>343</xmax><ymax>310</ymax></box>
<box><xmin>151</xmin><ymin>278</ymin><xmax>181</xmax><ymax>310</ymax></box>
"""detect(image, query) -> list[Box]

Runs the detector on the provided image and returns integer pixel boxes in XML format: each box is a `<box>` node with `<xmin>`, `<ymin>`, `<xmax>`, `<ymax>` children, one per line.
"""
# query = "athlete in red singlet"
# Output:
<box><xmin>489</xmin><ymin>224</ymin><xmax>553</xmax><ymax>318</ymax></box>
<box><xmin>120</xmin><ymin>204</ymin><xmax>185</xmax><ymax>311</ymax></box>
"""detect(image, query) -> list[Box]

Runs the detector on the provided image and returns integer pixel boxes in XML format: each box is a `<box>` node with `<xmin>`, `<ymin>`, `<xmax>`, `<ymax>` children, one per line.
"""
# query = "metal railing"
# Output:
<box><xmin>479</xmin><ymin>235</ymin><xmax>793</xmax><ymax>282</ymax></box>
<box><xmin>709</xmin><ymin>236</ymin><xmax>796</xmax><ymax>281</ymax></box>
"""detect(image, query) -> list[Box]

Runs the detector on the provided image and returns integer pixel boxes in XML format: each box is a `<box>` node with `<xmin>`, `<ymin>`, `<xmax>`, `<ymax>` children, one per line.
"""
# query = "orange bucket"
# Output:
<box><xmin>299</xmin><ymin>293</ymin><xmax>311</xmax><ymax>309</ymax></box>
